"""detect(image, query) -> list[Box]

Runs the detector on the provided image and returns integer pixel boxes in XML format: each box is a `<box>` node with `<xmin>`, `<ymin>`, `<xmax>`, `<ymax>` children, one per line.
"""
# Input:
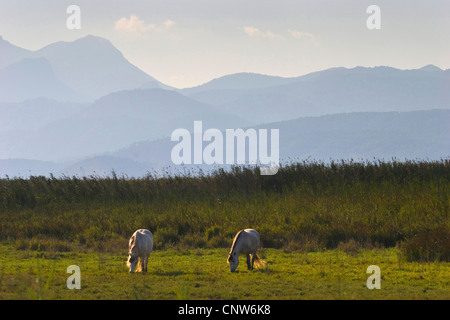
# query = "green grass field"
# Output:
<box><xmin>0</xmin><ymin>160</ymin><xmax>449</xmax><ymax>299</ymax></box>
<box><xmin>1</xmin><ymin>245</ymin><xmax>449</xmax><ymax>300</ymax></box>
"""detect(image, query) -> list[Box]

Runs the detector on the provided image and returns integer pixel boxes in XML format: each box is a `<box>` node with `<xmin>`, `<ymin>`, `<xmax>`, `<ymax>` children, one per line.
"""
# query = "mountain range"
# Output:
<box><xmin>0</xmin><ymin>89</ymin><xmax>249</xmax><ymax>161</ymax></box>
<box><xmin>0</xmin><ymin>35</ymin><xmax>448</xmax><ymax>177</ymax></box>
<box><xmin>182</xmin><ymin>66</ymin><xmax>450</xmax><ymax>124</ymax></box>
<box><xmin>0</xmin><ymin>35</ymin><xmax>171</xmax><ymax>102</ymax></box>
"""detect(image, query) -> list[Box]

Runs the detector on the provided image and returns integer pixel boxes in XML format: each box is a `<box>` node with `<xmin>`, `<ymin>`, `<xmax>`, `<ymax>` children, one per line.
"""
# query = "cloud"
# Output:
<box><xmin>163</xmin><ymin>19</ymin><xmax>176</xmax><ymax>29</ymax></box>
<box><xmin>243</xmin><ymin>26</ymin><xmax>260</xmax><ymax>37</ymax></box>
<box><xmin>115</xmin><ymin>15</ymin><xmax>175</xmax><ymax>39</ymax></box>
<box><xmin>115</xmin><ymin>15</ymin><xmax>155</xmax><ymax>35</ymax></box>
<box><xmin>243</xmin><ymin>26</ymin><xmax>282</xmax><ymax>39</ymax></box>
<box><xmin>243</xmin><ymin>26</ymin><xmax>318</xmax><ymax>45</ymax></box>
<box><xmin>288</xmin><ymin>29</ymin><xmax>318</xmax><ymax>45</ymax></box>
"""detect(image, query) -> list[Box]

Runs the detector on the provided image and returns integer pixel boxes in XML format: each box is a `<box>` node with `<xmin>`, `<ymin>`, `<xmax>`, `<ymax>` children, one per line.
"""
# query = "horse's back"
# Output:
<box><xmin>243</xmin><ymin>228</ymin><xmax>260</xmax><ymax>240</ymax></box>
<box><xmin>136</xmin><ymin>228</ymin><xmax>152</xmax><ymax>237</ymax></box>
<box><xmin>242</xmin><ymin>229</ymin><xmax>260</xmax><ymax>251</ymax></box>
<box><xmin>134</xmin><ymin>229</ymin><xmax>153</xmax><ymax>253</ymax></box>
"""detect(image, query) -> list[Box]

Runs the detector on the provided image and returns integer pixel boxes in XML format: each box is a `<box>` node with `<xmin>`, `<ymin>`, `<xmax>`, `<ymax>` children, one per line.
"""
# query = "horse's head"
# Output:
<box><xmin>227</xmin><ymin>251</ymin><xmax>239</xmax><ymax>272</ymax></box>
<box><xmin>127</xmin><ymin>237</ymin><xmax>138</xmax><ymax>273</ymax></box>
<box><xmin>127</xmin><ymin>253</ymin><xmax>138</xmax><ymax>273</ymax></box>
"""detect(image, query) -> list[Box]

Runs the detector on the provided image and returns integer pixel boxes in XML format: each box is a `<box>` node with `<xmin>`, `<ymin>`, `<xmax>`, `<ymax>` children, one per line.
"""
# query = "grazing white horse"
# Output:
<box><xmin>127</xmin><ymin>229</ymin><xmax>153</xmax><ymax>273</ymax></box>
<box><xmin>227</xmin><ymin>228</ymin><xmax>264</xmax><ymax>272</ymax></box>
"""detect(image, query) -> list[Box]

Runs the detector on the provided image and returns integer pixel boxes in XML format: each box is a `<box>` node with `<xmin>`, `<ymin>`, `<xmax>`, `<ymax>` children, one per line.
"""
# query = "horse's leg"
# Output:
<box><xmin>252</xmin><ymin>252</ymin><xmax>257</xmax><ymax>269</ymax></box>
<box><xmin>144</xmin><ymin>255</ymin><xmax>149</xmax><ymax>272</ymax></box>
<box><xmin>139</xmin><ymin>257</ymin><xmax>143</xmax><ymax>272</ymax></box>
<box><xmin>246</xmin><ymin>254</ymin><xmax>252</xmax><ymax>270</ymax></box>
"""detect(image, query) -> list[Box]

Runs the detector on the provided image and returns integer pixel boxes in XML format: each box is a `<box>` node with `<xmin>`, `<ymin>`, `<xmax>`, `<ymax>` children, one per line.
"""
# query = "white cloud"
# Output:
<box><xmin>115</xmin><ymin>15</ymin><xmax>175</xmax><ymax>39</ymax></box>
<box><xmin>163</xmin><ymin>19</ymin><xmax>176</xmax><ymax>29</ymax></box>
<box><xmin>288</xmin><ymin>29</ymin><xmax>318</xmax><ymax>45</ymax></box>
<box><xmin>243</xmin><ymin>26</ymin><xmax>282</xmax><ymax>39</ymax></box>
<box><xmin>243</xmin><ymin>26</ymin><xmax>260</xmax><ymax>37</ymax></box>
<box><xmin>115</xmin><ymin>15</ymin><xmax>154</xmax><ymax>36</ymax></box>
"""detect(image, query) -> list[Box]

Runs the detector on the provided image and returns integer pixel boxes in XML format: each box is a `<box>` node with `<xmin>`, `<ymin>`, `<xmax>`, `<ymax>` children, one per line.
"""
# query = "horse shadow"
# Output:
<box><xmin>154</xmin><ymin>270</ymin><xmax>185</xmax><ymax>277</ymax></box>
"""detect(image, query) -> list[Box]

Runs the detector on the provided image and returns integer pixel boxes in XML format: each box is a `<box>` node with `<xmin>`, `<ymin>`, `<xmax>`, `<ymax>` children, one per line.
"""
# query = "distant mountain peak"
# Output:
<box><xmin>0</xmin><ymin>36</ymin><xmax>10</xmax><ymax>48</ymax></box>
<box><xmin>39</xmin><ymin>34</ymin><xmax>115</xmax><ymax>52</ymax></box>
<box><xmin>27</xmin><ymin>34</ymin><xmax>171</xmax><ymax>100</ymax></box>
<box><xmin>81</xmin><ymin>34</ymin><xmax>105</xmax><ymax>40</ymax></box>
<box><xmin>0</xmin><ymin>36</ymin><xmax>33</xmax><ymax>69</ymax></box>
<box><xmin>419</xmin><ymin>64</ymin><xmax>442</xmax><ymax>72</ymax></box>
<box><xmin>0</xmin><ymin>35</ymin><xmax>12</xmax><ymax>45</ymax></box>
<box><xmin>74</xmin><ymin>34</ymin><xmax>112</xmax><ymax>45</ymax></box>
<box><xmin>182</xmin><ymin>72</ymin><xmax>297</xmax><ymax>94</ymax></box>
<box><xmin>0</xmin><ymin>35</ymin><xmax>23</xmax><ymax>49</ymax></box>
<box><xmin>0</xmin><ymin>57</ymin><xmax>79</xmax><ymax>102</ymax></box>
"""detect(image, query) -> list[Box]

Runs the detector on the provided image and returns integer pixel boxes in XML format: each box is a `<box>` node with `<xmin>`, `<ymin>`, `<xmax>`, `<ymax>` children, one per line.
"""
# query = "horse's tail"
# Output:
<box><xmin>253</xmin><ymin>253</ymin><xmax>266</xmax><ymax>269</ymax></box>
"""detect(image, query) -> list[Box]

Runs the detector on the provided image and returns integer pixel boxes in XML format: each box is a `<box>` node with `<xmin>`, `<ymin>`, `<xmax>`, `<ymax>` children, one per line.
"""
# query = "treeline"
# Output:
<box><xmin>0</xmin><ymin>160</ymin><xmax>449</xmax><ymax>261</ymax></box>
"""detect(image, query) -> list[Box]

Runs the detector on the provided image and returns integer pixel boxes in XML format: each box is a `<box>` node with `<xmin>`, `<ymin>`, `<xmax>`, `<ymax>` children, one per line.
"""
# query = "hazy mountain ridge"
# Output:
<box><xmin>0</xmin><ymin>89</ymin><xmax>250</xmax><ymax>161</ymax></box>
<box><xmin>184</xmin><ymin>65</ymin><xmax>450</xmax><ymax>124</ymax></box>
<box><xmin>31</xmin><ymin>35</ymin><xmax>170</xmax><ymax>100</ymax></box>
<box><xmin>180</xmin><ymin>72</ymin><xmax>298</xmax><ymax>95</ymax></box>
<box><xmin>0</xmin><ymin>36</ymin><xmax>32</xmax><ymax>69</ymax></box>
<box><xmin>110</xmin><ymin>109</ymin><xmax>450</xmax><ymax>164</ymax></box>
<box><xmin>0</xmin><ymin>34</ymin><xmax>448</xmax><ymax>177</ymax></box>
<box><xmin>0</xmin><ymin>98</ymin><xmax>88</xmax><ymax>132</ymax></box>
<box><xmin>2</xmin><ymin>109</ymin><xmax>447</xmax><ymax>178</ymax></box>
<box><xmin>0</xmin><ymin>35</ymin><xmax>172</xmax><ymax>102</ymax></box>
<box><xmin>0</xmin><ymin>57</ymin><xmax>80</xmax><ymax>102</ymax></box>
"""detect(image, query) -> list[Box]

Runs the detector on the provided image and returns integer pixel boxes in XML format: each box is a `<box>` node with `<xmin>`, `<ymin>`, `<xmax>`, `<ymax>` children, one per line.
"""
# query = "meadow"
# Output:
<box><xmin>0</xmin><ymin>160</ymin><xmax>449</xmax><ymax>299</ymax></box>
<box><xmin>0</xmin><ymin>246</ymin><xmax>449</xmax><ymax>300</ymax></box>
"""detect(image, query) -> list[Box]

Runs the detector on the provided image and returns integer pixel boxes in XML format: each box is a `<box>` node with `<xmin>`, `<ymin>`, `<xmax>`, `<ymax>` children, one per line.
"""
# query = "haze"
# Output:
<box><xmin>0</xmin><ymin>0</ymin><xmax>449</xmax><ymax>88</ymax></box>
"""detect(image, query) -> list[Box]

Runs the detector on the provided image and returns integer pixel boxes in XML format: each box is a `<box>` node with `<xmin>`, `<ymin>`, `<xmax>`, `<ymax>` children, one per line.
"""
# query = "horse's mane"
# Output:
<box><xmin>229</xmin><ymin>229</ymin><xmax>245</xmax><ymax>254</ymax></box>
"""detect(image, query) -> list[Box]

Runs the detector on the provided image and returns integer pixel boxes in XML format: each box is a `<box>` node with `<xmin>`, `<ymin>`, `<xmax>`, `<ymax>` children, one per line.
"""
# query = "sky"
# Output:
<box><xmin>0</xmin><ymin>0</ymin><xmax>449</xmax><ymax>88</ymax></box>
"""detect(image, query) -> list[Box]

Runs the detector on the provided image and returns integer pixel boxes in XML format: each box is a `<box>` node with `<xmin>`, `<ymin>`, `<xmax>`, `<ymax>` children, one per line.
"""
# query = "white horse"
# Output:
<box><xmin>227</xmin><ymin>228</ymin><xmax>264</xmax><ymax>272</ymax></box>
<box><xmin>127</xmin><ymin>229</ymin><xmax>153</xmax><ymax>273</ymax></box>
